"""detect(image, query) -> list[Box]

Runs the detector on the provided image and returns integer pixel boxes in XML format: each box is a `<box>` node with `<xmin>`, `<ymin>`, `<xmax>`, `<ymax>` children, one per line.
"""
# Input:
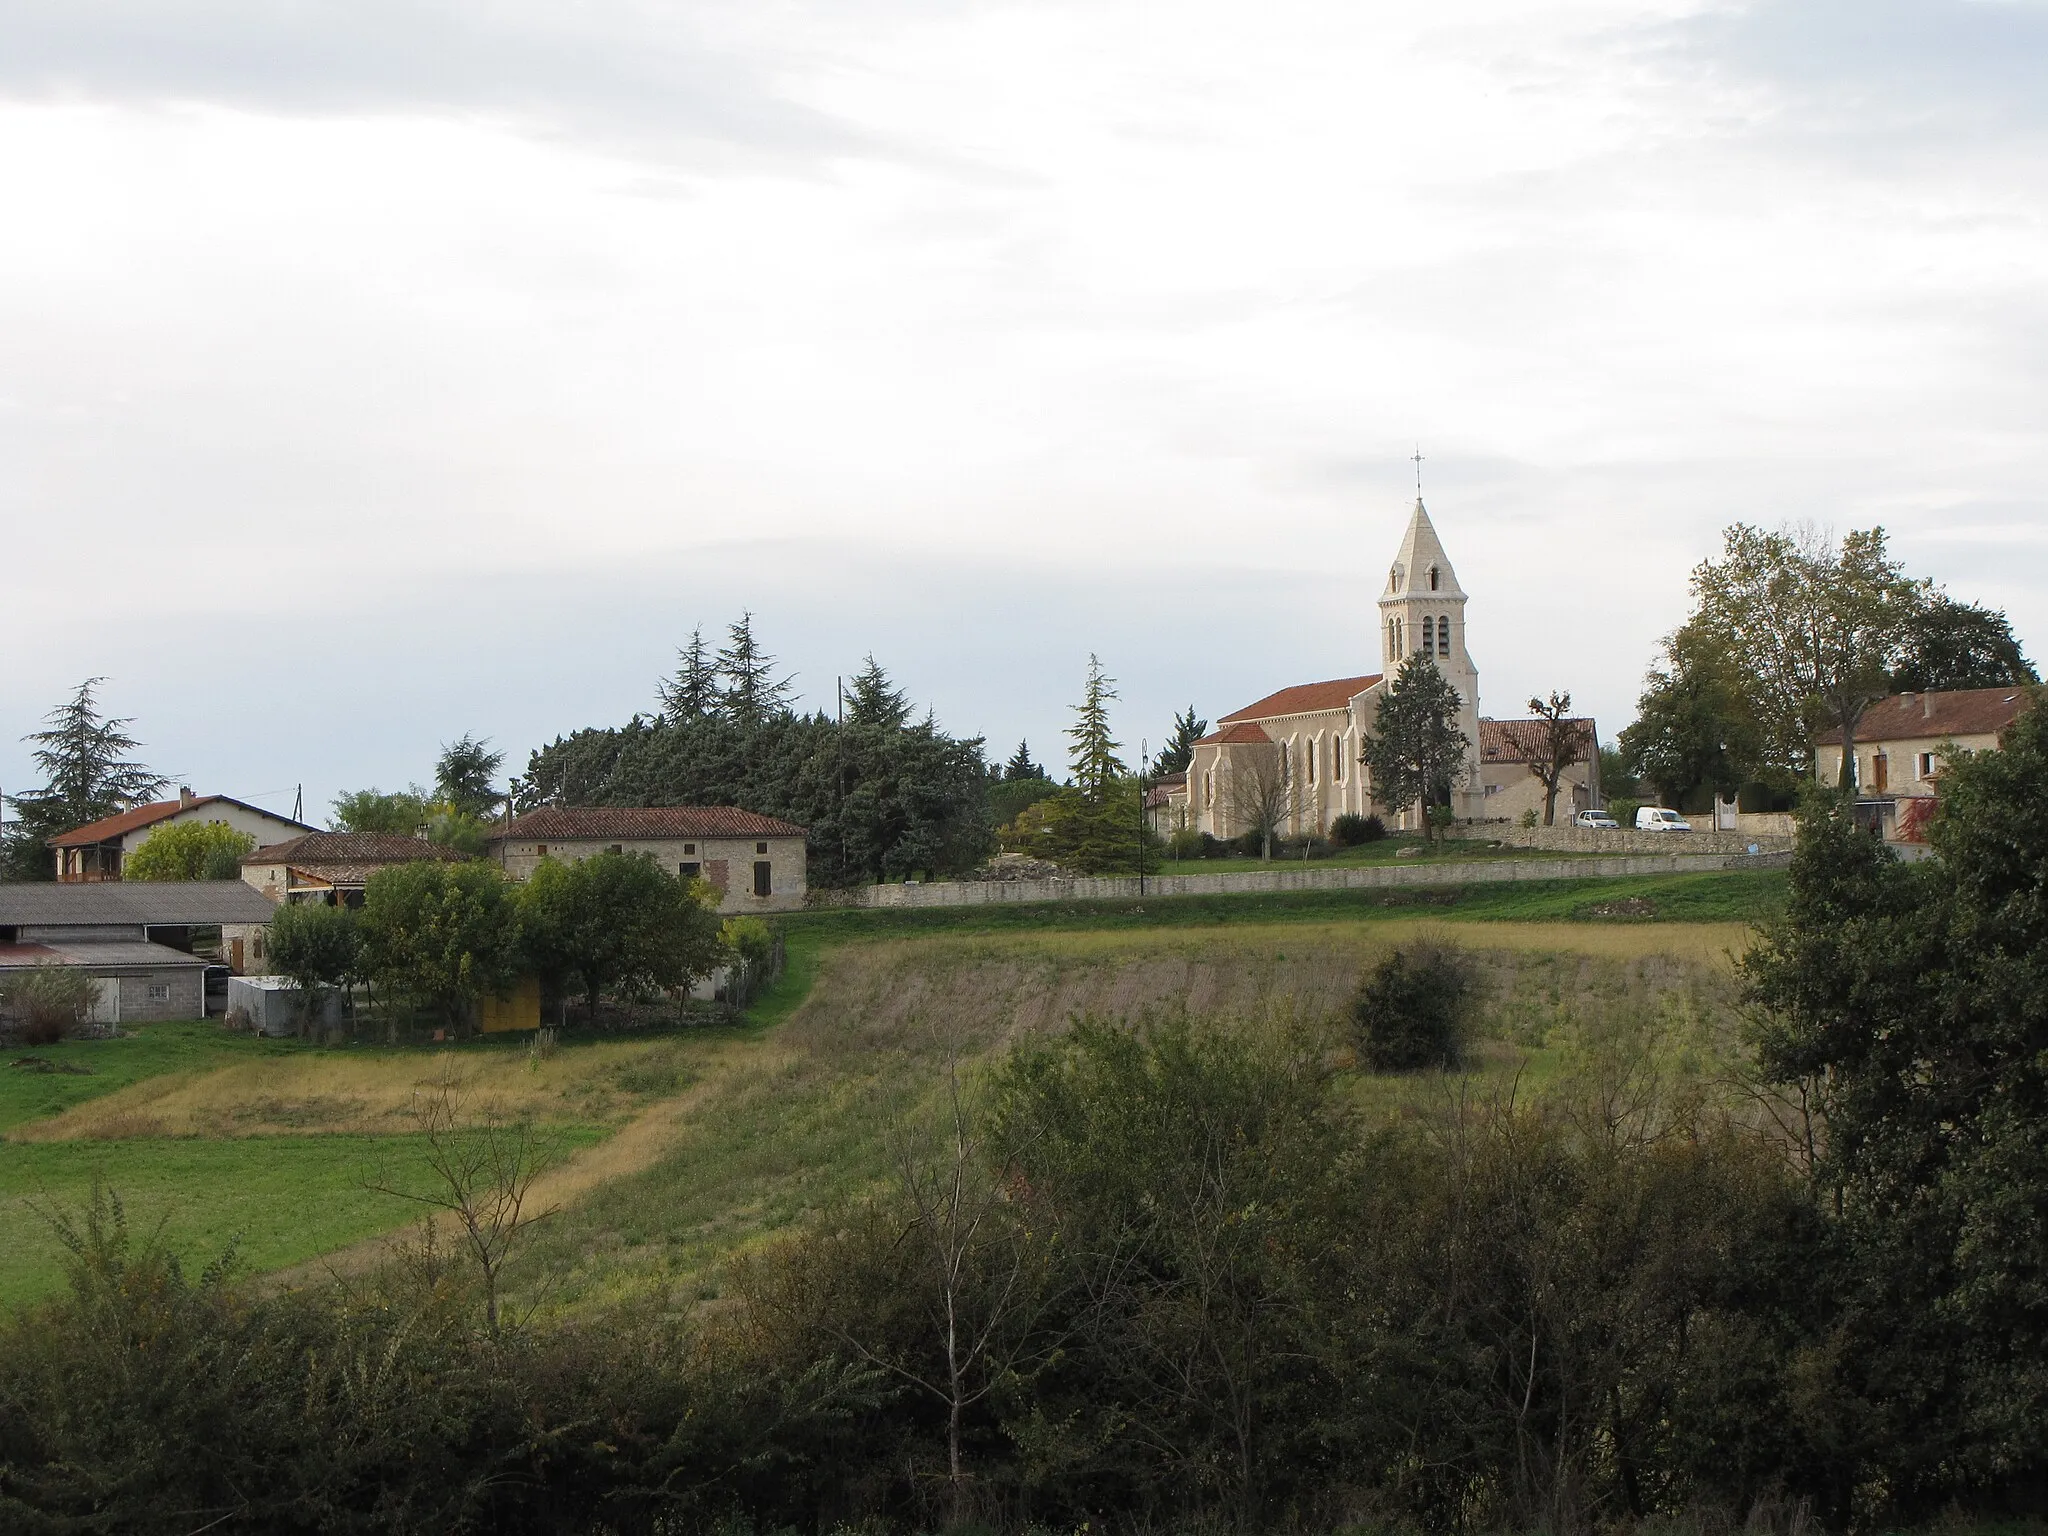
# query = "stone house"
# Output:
<box><xmin>487</xmin><ymin>807</ymin><xmax>808</xmax><ymax>912</ymax></box>
<box><xmin>1814</xmin><ymin>686</ymin><xmax>2034</xmax><ymax>842</ymax></box>
<box><xmin>1173</xmin><ymin>498</ymin><xmax>1484</xmax><ymax>838</ymax></box>
<box><xmin>1478</xmin><ymin>717</ymin><xmax>1603</xmax><ymax>824</ymax></box>
<box><xmin>240</xmin><ymin>831</ymin><xmax>470</xmax><ymax>909</ymax></box>
<box><xmin>49</xmin><ymin>789</ymin><xmax>316</xmax><ymax>882</ymax></box>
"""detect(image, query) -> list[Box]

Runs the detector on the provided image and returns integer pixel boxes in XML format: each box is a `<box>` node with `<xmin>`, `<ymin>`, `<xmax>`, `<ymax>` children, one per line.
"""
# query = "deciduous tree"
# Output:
<box><xmin>357</xmin><ymin>861</ymin><xmax>520</xmax><ymax>1030</ymax></box>
<box><xmin>1889</xmin><ymin>594</ymin><xmax>2038</xmax><ymax>693</ymax></box>
<box><xmin>1523</xmin><ymin>691</ymin><xmax>1593</xmax><ymax>826</ymax></box>
<box><xmin>517</xmin><ymin>852</ymin><xmax>727</xmax><ymax>1022</ymax></box>
<box><xmin>122</xmin><ymin>822</ymin><xmax>256</xmax><ymax>882</ymax></box>
<box><xmin>1688</xmin><ymin>524</ymin><xmax>1923</xmax><ymax>786</ymax></box>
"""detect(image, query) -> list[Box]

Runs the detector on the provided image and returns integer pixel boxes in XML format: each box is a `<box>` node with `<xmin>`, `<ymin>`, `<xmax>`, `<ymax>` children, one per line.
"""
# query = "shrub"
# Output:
<box><xmin>1330</xmin><ymin>812</ymin><xmax>1386</xmax><ymax>846</ymax></box>
<box><xmin>1519</xmin><ymin>808</ymin><xmax>1539</xmax><ymax>829</ymax></box>
<box><xmin>1165</xmin><ymin>826</ymin><xmax>1204</xmax><ymax>861</ymax></box>
<box><xmin>721</xmin><ymin>915</ymin><xmax>774</xmax><ymax>967</ymax></box>
<box><xmin>123</xmin><ymin>821</ymin><xmax>257</xmax><ymax>882</ymax></box>
<box><xmin>1609</xmin><ymin>797</ymin><xmax>1641</xmax><ymax>830</ymax></box>
<box><xmin>1</xmin><ymin>964</ymin><xmax>101</xmax><ymax>1045</ymax></box>
<box><xmin>1353</xmin><ymin>943</ymin><xmax>1473</xmax><ymax>1071</ymax></box>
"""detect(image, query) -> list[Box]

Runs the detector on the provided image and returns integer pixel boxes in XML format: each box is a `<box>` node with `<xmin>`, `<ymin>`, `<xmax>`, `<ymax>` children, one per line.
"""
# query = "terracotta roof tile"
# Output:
<box><xmin>242</xmin><ymin>832</ymin><xmax>470</xmax><ymax>868</ymax></box>
<box><xmin>1824</xmin><ymin>687</ymin><xmax>2035</xmax><ymax>746</ymax></box>
<box><xmin>496</xmin><ymin>806</ymin><xmax>808</xmax><ymax>841</ymax></box>
<box><xmin>1219</xmin><ymin>675</ymin><xmax>1381</xmax><ymax>723</ymax></box>
<box><xmin>1215</xmin><ymin>721</ymin><xmax>1275</xmax><ymax>745</ymax></box>
<box><xmin>1479</xmin><ymin>718</ymin><xmax>1597</xmax><ymax>763</ymax></box>
<box><xmin>50</xmin><ymin>796</ymin><xmax>315</xmax><ymax>848</ymax></box>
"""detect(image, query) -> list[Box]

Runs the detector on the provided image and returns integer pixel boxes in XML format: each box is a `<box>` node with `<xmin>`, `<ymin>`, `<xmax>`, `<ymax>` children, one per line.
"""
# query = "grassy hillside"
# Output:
<box><xmin>1</xmin><ymin>867</ymin><xmax>1783</xmax><ymax>1306</ymax></box>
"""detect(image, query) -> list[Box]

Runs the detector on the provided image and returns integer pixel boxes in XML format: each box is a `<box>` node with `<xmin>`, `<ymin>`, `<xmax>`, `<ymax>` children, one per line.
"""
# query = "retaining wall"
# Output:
<box><xmin>851</xmin><ymin>851</ymin><xmax>1790</xmax><ymax>909</ymax></box>
<box><xmin>1491</xmin><ymin>826</ymin><xmax>1795</xmax><ymax>856</ymax></box>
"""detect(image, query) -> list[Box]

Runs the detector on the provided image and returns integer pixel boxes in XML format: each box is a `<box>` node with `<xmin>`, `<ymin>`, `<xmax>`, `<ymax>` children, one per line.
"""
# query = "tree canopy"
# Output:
<box><xmin>517</xmin><ymin>852</ymin><xmax>726</xmax><ymax>1022</ymax></box>
<box><xmin>3</xmin><ymin>679</ymin><xmax>167</xmax><ymax>881</ymax></box>
<box><xmin>435</xmin><ymin>736</ymin><xmax>505</xmax><ymax>821</ymax></box>
<box><xmin>518</xmin><ymin>626</ymin><xmax>993</xmax><ymax>888</ymax></box>
<box><xmin>357</xmin><ymin>862</ymin><xmax>521</xmax><ymax>1029</ymax></box>
<box><xmin>1154</xmin><ymin>705</ymin><xmax>1208</xmax><ymax>775</ymax></box>
<box><xmin>1360</xmin><ymin>654</ymin><xmax>1467</xmax><ymax>841</ymax></box>
<box><xmin>122</xmin><ymin>822</ymin><xmax>255</xmax><ymax>882</ymax></box>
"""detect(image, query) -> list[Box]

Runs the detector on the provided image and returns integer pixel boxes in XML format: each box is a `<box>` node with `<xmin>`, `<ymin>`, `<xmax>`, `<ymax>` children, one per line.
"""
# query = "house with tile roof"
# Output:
<box><xmin>1478</xmin><ymin>717</ymin><xmax>1603</xmax><ymax>824</ymax></box>
<box><xmin>49</xmin><ymin>789</ymin><xmax>317</xmax><ymax>883</ymax></box>
<box><xmin>487</xmin><ymin>806</ymin><xmax>808</xmax><ymax>912</ymax></box>
<box><xmin>240</xmin><ymin>831</ymin><xmax>470</xmax><ymax>908</ymax></box>
<box><xmin>1172</xmin><ymin>497</ymin><xmax>1487</xmax><ymax>839</ymax></box>
<box><xmin>1814</xmin><ymin>686</ymin><xmax>2035</xmax><ymax>842</ymax></box>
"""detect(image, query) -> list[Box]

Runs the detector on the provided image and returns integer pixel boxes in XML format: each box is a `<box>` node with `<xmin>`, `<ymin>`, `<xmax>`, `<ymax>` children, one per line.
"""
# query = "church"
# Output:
<box><xmin>1160</xmin><ymin>494</ymin><xmax>1576</xmax><ymax>839</ymax></box>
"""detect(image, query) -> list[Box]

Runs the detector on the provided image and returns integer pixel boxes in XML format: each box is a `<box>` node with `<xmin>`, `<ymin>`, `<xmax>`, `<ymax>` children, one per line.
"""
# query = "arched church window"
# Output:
<box><xmin>1307</xmin><ymin>737</ymin><xmax>1317</xmax><ymax>784</ymax></box>
<box><xmin>1436</xmin><ymin>615</ymin><xmax>1450</xmax><ymax>656</ymax></box>
<box><xmin>1422</xmin><ymin>619</ymin><xmax>1436</xmax><ymax>658</ymax></box>
<box><xmin>1333</xmin><ymin>739</ymin><xmax>1344</xmax><ymax>781</ymax></box>
<box><xmin>1429</xmin><ymin>565</ymin><xmax>1440</xmax><ymax>591</ymax></box>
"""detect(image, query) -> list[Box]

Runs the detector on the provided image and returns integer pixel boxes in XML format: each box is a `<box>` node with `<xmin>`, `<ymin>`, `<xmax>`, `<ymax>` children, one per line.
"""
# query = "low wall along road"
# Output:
<box><xmin>851</xmin><ymin>850</ymin><xmax>1790</xmax><ymax>909</ymax></box>
<box><xmin>1490</xmin><ymin>826</ymin><xmax>1796</xmax><ymax>856</ymax></box>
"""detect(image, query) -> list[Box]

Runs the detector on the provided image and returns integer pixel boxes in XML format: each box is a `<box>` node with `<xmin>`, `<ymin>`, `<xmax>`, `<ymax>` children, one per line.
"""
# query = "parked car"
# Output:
<box><xmin>1635</xmin><ymin>807</ymin><xmax>1693</xmax><ymax>832</ymax></box>
<box><xmin>1573</xmin><ymin>810</ymin><xmax>1621</xmax><ymax>829</ymax></box>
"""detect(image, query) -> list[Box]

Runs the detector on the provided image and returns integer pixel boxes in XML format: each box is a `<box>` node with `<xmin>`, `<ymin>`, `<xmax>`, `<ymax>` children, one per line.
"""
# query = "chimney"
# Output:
<box><xmin>1923</xmin><ymin>694</ymin><xmax>1933</xmax><ymax>719</ymax></box>
<box><xmin>179</xmin><ymin>786</ymin><xmax>195</xmax><ymax>808</ymax></box>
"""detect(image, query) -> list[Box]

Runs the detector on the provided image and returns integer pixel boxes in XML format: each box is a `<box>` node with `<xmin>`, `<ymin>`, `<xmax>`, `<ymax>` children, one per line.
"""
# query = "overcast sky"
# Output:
<box><xmin>2</xmin><ymin>0</ymin><xmax>2044</xmax><ymax>822</ymax></box>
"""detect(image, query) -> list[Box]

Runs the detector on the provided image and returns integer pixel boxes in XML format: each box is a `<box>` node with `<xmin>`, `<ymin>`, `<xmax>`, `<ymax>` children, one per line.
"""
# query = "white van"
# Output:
<box><xmin>1635</xmin><ymin>807</ymin><xmax>1692</xmax><ymax>832</ymax></box>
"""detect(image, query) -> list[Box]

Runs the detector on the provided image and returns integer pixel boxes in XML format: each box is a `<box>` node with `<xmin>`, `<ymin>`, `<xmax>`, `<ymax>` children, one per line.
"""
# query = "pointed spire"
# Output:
<box><xmin>1383</xmin><ymin>495</ymin><xmax>1464</xmax><ymax>602</ymax></box>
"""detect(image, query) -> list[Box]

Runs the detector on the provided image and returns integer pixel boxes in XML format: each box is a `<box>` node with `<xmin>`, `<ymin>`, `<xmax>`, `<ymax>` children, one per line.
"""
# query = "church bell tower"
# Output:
<box><xmin>1378</xmin><ymin>496</ymin><xmax>1484</xmax><ymax>814</ymax></box>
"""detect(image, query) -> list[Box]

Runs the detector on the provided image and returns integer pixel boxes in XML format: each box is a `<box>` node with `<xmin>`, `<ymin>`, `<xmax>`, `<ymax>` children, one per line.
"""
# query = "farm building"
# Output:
<box><xmin>0</xmin><ymin>880</ymin><xmax>280</xmax><ymax>1023</ymax></box>
<box><xmin>488</xmin><ymin>806</ymin><xmax>808</xmax><ymax>913</ymax></box>
<box><xmin>240</xmin><ymin>831</ymin><xmax>470</xmax><ymax>906</ymax></box>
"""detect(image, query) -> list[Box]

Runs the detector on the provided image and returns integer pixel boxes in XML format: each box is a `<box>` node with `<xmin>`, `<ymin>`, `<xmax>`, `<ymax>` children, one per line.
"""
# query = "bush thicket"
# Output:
<box><xmin>1330</xmin><ymin>811</ymin><xmax>1386</xmax><ymax>846</ymax></box>
<box><xmin>1353</xmin><ymin>942</ymin><xmax>1474</xmax><ymax>1070</ymax></box>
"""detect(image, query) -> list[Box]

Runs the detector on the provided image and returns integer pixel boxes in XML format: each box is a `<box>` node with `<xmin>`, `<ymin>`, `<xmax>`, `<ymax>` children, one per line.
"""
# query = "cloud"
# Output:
<box><xmin>0</xmin><ymin>1</ymin><xmax>882</xmax><ymax>167</ymax></box>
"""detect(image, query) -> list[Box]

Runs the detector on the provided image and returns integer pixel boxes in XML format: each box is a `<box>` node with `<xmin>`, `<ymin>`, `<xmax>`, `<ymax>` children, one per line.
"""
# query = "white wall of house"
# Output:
<box><xmin>124</xmin><ymin>803</ymin><xmax>309</xmax><ymax>865</ymax></box>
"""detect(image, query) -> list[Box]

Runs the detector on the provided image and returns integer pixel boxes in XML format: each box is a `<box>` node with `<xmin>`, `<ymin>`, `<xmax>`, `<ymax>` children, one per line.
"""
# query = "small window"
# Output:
<box><xmin>535</xmin><ymin>844</ymin><xmax>547</xmax><ymax>857</ymax></box>
<box><xmin>147</xmin><ymin>983</ymin><xmax>170</xmax><ymax>1003</ymax></box>
<box><xmin>608</xmin><ymin>843</ymin><xmax>623</xmax><ymax>855</ymax></box>
<box><xmin>1429</xmin><ymin>565</ymin><xmax>1440</xmax><ymax>591</ymax></box>
<box><xmin>755</xmin><ymin>841</ymin><xmax>768</xmax><ymax>855</ymax></box>
<box><xmin>752</xmin><ymin>861</ymin><xmax>772</xmax><ymax>898</ymax></box>
<box><xmin>1919</xmin><ymin>752</ymin><xmax>1936</xmax><ymax>779</ymax></box>
<box><xmin>684</xmin><ymin>843</ymin><xmax>696</xmax><ymax>855</ymax></box>
<box><xmin>253</xmin><ymin>933</ymin><xmax>266</xmax><ymax>961</ymax></box>
<box><xmin>681</xmin><ymin>861</ymin><xmax>701</xmax><ymax>880</ymax></box>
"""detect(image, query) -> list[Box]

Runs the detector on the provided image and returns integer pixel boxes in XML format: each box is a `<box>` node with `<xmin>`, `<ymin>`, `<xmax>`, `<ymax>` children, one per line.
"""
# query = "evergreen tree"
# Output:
<box><xmin>1003</xmin><ymin>740</ymin><xmax>1047</xmax><ymax>782</ymax></box>
<box><xmin>844</xmin><ymin>656</ymin><xmax>912</xmax><ymax>729</ymax></box>
<box><xmin>3</xmin><ymin>679</ymin><xmax>167</xmax><ymax>881</ymax></box>
<box><xmin>1359</xmin><ymin>654</ymin><xmax>1467</xmax><ymax>843</ymax></box>
<box><xmin>1155</xmin><ymin>705</ymin><xmax>1208</xmax><ymax>774</ymax></box>
<box><xmin>718</xmin><ymin>612</ymin><xmax>795</xmax><ymax>727</ymax></box>
<box><xmin>658</xmin><ymin>627</ymin><xmax>721</xmax><ymax>723</ymax></box>
<box><xmin>1065</xmin><ymin>655</ymin><xmax>1125</xmax><ymax>803</ymax></box>
<box><xmin>434</xmin><ymin>735</ymin><xmax>505</xmax><ymax>821</ymax></box>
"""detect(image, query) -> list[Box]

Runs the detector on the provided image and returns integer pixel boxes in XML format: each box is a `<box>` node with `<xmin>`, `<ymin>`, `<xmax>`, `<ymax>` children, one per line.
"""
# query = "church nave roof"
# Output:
<box><xmin>1218</xmin><ymin>674</ymin><xmax>1382</xmax><ymax>725</ymax></box>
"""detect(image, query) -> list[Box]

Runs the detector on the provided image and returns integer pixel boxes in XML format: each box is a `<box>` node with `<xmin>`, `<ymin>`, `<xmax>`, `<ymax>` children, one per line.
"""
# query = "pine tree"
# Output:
<box><xmin>1004</xmin><ymin>741</ymin><xmax>1047</xmax><ymax>782</ymax></box>
<box><xmin>658</xmin><ymin>627</ymin><xmax>720</xmax><ymax>723</ymax></box>
<box><xmin>3</xmin><ymin>679</ymin><xmax>166</xmax><ymax>880</ymax></box>
<box><xmin>845</xmin><ymin>655</ymin><xmax>912</xmax><ymax>729</ymax></box>
<box><xmin>1064</xmin><ymin>655</ymin><xmax>1126</xmax><ymax>803</ymax></box>
<box><xmin>1155</xmin><ymin>705</ymin><xmax>1208</xmax><ymax>774</ymax></box>
<box><xmin>1359</xmin><ymin>654</ymin><xmax>1468</xmax><ymax>844</ymax></box>
<box><xmin>717</xmin><ymin>612</ymin><xmax>795</xmax><ymax>728</ymax></box>
<box><xmin>434</xmin><ymin>735</ymin><xmax>506</xmax><ymax>821</ymax></box>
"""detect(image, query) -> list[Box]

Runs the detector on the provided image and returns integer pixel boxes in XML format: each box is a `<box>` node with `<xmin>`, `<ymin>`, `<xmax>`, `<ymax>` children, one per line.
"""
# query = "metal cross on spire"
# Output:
<box><xmin>1411</xmin><ymin>444</ymin><xmax>1424</xmax><ymax>500</ymax></box>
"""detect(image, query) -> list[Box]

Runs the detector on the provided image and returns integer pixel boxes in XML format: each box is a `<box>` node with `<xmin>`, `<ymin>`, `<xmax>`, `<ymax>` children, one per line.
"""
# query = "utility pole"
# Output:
<box><xmin>1137</xmin><ymin>737</ymin><xmax>1147</xmax><ymax>896</ymax></box>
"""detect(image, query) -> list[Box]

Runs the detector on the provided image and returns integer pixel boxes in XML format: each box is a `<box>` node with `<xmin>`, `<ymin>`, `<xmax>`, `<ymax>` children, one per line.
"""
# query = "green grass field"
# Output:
<box><xmin>2</xmin><ymin>866</ymin><xmax>1785</xmax><ymax>1308</ymax></box>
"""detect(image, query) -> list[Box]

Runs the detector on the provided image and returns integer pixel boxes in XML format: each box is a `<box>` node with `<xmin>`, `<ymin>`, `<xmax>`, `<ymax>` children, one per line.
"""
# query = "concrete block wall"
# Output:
<box><xmin>850</xmin><ymin>850</ymin><xmax>1790</xmax><ymax>909</ymax></box>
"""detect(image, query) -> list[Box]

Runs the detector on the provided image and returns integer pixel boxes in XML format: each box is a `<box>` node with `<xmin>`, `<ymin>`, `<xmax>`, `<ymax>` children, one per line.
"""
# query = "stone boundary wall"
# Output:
<box><xmin>849</xmin><ymin>851</ymin><xmax>1790</xmax><ymax>909</ymax></box>
<box><xmin>1491</xmin><ymin>826</ymin><xmax>1795</xmax><ymax>856</ymax></box>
